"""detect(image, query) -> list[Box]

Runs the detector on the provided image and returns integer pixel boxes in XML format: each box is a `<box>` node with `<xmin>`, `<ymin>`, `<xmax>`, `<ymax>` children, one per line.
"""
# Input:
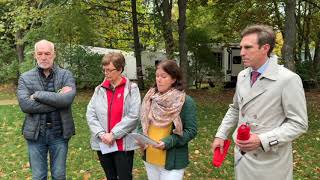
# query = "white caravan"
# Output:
<box><xmin>86</xmin><ymin>46</ymin><xmax>169</xmax><ymax>80</ymax></box>
<box><xmin>87</xmin><ymin>45</ymin><xmax>243</xmax><ymax>83</ymax></box>
<box><xmin>210</xmin><ymin>43</ymin><xmax>243</xmax><ymax>83</ymax></box>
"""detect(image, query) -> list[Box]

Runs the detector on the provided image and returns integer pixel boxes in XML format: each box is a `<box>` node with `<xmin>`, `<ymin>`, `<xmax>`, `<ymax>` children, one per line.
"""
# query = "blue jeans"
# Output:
<box><xmin>27</xmin><ymin>129</ymin><xmax>69</xmax><ymax>180</ymax></box>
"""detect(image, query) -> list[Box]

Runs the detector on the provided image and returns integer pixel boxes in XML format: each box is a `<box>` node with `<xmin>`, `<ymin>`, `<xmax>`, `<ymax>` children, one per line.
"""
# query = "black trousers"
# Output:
<box><xmin>97</xmin><ymin>150</ymin><xmax>134</xmax><ymax>180</ymax></box>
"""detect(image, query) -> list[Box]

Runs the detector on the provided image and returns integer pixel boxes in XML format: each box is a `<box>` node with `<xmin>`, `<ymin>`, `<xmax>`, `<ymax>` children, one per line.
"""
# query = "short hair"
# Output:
<box><xmin>34</xmin><ymin>39</ymin><xmax>55</xmax><ymax>52</ymax></box>
<box><xmin>101</xmin><ymin>52</ymin><xmax>126</xmax><ymax>72</ymax></box>
<box><xmin>241</xmin><ymin>25</ymin><xmax>275</xmax><ymax>56</ymax></box>
<box><xmin>155</xmin><ymin>59</ymin><xmax>185</xmax><ymax>91</ymax></box>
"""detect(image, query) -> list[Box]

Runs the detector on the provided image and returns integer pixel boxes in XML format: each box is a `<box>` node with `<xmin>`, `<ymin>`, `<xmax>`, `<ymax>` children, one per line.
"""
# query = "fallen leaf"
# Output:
<box><xmin>22</xmin><ymin>162</ymin><xmax>30</xmax><ymax>169</ymax></box>
<box><xmin>83</xmin><ymin>172</ymin><xmax>91</xmax><ymax>180</ymax></box>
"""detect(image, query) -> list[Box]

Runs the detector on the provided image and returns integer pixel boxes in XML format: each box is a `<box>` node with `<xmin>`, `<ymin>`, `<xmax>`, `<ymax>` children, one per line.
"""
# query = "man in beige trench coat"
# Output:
<box><xmin>211</xmin><ymin>24</ymin><xmax>308</xmax><ymax>180</ymax></box>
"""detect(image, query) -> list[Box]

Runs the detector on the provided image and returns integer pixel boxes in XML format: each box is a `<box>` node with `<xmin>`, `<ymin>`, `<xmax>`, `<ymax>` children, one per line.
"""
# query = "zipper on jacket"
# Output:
<box><xmin>108</xmin><ymin>87</ymin><xmax>116</xmax><ymax>133</ymax></box>
<box><xmin>106</xmin><ymin>83</ymin><xmax>127</xmax><ymax>150</ymax></box>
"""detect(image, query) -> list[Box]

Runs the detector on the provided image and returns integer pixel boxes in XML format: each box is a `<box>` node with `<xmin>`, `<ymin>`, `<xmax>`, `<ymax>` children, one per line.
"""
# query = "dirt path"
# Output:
<box><xmin>0</xmin><ymin>99</ymin><xmax>18</xmax><ymax>106</ymax></box>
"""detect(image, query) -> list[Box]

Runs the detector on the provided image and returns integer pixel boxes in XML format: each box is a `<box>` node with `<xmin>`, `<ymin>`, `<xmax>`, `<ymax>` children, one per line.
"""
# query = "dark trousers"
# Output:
<box><xmin>97</xmin><ymin>150</ymin><xmax>134</xmax><ymax>180</ymax></box>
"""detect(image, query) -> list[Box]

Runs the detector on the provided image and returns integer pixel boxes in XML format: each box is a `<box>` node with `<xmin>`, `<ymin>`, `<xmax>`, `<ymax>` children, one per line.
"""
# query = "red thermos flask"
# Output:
<box><xmin>237</xmin><ymin>124</ymin><xmax>250</xmax><ymax>155</ymax></box>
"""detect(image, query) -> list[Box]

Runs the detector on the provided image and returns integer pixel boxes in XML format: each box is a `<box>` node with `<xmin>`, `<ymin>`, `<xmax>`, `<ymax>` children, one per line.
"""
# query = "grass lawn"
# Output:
<box><xmin>0</xmin><ymin>90</ymin><xmax>319</xmax><ymax>179</ymax></box>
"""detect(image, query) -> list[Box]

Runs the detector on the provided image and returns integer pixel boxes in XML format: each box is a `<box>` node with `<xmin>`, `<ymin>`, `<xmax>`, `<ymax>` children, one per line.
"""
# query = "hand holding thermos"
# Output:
<box><xmin>237</xmin><ymin>123</ymin><xmax>251</xmax><ymax>155</ymax></box>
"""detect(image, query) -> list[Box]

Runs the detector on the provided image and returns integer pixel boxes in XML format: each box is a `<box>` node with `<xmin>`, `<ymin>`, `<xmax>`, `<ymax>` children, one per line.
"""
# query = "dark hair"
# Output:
<box><xmin>241</xmin><ymin>24</ymin><xmax>275</xmax><ymax>56</ymax></box>
<box><xmin>101</xmin><ymin>52</ymin><xmax>125</xmax><ymax>72</ymax></box>
<box><xmin>154</xmin><ymin>59</ymin><xmax>185</xmax><ymax>91</ymax></box>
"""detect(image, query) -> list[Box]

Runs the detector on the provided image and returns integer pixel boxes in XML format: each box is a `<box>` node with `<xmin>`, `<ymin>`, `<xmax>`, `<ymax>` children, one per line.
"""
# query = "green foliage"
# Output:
<box><xmin>0</xmin><ymin>0</ymin><xmax>44</xmax><ymax>48</ymax></box>
<box><xmin>1</xmin><ymin>1</ymin><xmax>38</xmax><ymax>33</ymax></box>
<box><xmin>14</xmin><ymin>43</ymin><xmax>105</xmax><ymax>89</ymax></box>
<box><xmin>296</xmin><ymin>60</ymin><xmax>320</xmax><ymax>88</ymax></box>
<box><xmin>78</xmin><ymin>0</ymin><xmax>160</xmax><ymax>50</ymax></box>
<box><xmin>0</xmin><ymin>60</ymin><xmax>18</xmax><ymax>84</ymax></box>
<box><xmin>187</xmin><ymin>28</ymin><xmax>224</xmax><ymax>89</ymax></box>
<box><xmin>1</xmin><ymin>0</ymin><xmax>319</xmax><ymax>90</ymax></box>
<box><xmin>19</xmin><ymin>58</ymin><xmax>35</xmax><ymax>75</ymax></box>
<box><xmin>25</xmin><ymin>1</ymin><xmax>97</xmax><ymax>47</ymax></box>
<box><xmin>0</xmin><ymin>40</ymin><xmax>18</xmax><ymax>83</ymax></box>
<box><xmin>208</xmin><ymin>81</ymin><xmax>225</xmax><ymax>94</ymax></box>
<box><xmin>57</xmin><ymin>45</ymin><xmax>104</xmax><ymax>89</ymax></box>
<box><xmin>144</xmin><ymin>65</ymin><xmax>156</xmax><ymax>89</ymax></box>
<box><xmin>18</xmin><ymin>46</ymin><xmax>36</xmax><ymax>75</ymax></box>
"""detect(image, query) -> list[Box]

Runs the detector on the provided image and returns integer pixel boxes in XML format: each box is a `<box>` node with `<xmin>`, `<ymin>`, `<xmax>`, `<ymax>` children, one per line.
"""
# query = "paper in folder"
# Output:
<box><xmin>212</xmin><ymin>139</ymin><xmax>231</xmax><ymax>167</ymax></box>
<box><xmin>129</xmin><ymin>133</ymin><xmax>158</xmax><ymax>146</ymax></box>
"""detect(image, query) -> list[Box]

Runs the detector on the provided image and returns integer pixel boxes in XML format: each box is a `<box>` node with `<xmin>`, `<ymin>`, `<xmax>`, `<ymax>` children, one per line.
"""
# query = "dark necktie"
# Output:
<box><xmin>251</xmin><ymin>71</ymin><xmax>260</xmax><ymax>86</ymax></box>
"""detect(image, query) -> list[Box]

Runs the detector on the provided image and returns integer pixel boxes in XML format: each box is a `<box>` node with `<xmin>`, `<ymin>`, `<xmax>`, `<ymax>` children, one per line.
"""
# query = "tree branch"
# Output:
<box><xmin>302</xmin><ymin>0</ymin><xmax>320</xmax><ymax>9</ymax></box>
<box><xmin>82</xmin><ymin>0</ymin><xmax>154</xmax><ymax>16</ymax></box>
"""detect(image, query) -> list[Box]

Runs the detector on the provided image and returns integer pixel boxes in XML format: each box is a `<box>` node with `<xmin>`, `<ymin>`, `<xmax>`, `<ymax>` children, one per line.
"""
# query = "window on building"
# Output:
<box><xmin>212</xmin><ymin>52</ymin><xmax>222</xmax><ymax>68</ymax></box>
<box><xmin>233</xmin><ymin>56</ymin><xmax>241</xmax><ymax>64</ymax></box>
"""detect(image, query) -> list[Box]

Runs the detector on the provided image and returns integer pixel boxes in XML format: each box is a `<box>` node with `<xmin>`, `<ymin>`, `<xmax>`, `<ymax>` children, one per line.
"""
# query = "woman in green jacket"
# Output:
<box><xmin>139</xmin><ymin>59</ymin><xmax>197</xmax><ymax>180</ymax></box>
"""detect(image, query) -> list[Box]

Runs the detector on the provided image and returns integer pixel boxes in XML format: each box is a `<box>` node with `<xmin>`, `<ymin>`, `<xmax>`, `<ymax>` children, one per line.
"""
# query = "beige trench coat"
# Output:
<box><xmin>215</xmin><ymin>56</ymin><xmax>308</xmax><ymax>180</ymax></box>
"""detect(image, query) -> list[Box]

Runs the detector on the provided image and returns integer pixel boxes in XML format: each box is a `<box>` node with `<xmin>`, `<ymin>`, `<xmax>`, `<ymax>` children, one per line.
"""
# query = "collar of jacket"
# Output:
<box><xmin>37</xmin><ymin>64</ymin><xmax>58</xmax><ymax>77</ymax></box>
<box><xmin>244</xmin><ymin>55</ymin><xmax>279</xmax><ymax>81</ymax></box>
<box><xmin>101</xmin><ymin>77</ymin><xmax>126</xmax><ymax>91</ymax></box>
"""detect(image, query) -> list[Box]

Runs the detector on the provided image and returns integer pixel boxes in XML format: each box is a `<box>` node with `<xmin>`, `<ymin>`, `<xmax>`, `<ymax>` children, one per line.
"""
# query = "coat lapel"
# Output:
<box><xmin>240</xmin><ymin>56</ymin><xmax>279</xmax><ymax>107</ymax></box>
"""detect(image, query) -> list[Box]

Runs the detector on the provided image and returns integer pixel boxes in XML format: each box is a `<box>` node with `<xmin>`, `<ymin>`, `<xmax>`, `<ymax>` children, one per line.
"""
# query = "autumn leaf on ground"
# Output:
<box><xmin>22</xmin><ymin>162</ymin><xmax>30</xmax><ymax>169</ymax></box>
<box><xmin>0</xmin><ymin>170</ymin><xmax>4</xmax><ymax>177</ymax></box>
<box><xmin>83</xmin><ymin>172</ymin><xmax>91</xmax><ymax>180</ymax></box>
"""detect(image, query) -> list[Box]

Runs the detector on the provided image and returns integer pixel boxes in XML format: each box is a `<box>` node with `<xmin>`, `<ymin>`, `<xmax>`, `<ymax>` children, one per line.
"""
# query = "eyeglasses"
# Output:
<box><xmin>102</xmin><ymin>68</ymin><xmax>117</xmax><ymax>74</ymax></box>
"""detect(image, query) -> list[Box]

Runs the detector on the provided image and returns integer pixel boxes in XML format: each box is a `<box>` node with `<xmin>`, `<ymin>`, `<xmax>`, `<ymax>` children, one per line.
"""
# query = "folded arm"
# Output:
<box><xmin>33</xmin><ymin>71</ymin><xmax>76</xmax><ymax>108</ymax></box>
<box><xmin>17</xmin><ymin>76</ymin><xmax>56</xmax><ymax>113</ymax></box>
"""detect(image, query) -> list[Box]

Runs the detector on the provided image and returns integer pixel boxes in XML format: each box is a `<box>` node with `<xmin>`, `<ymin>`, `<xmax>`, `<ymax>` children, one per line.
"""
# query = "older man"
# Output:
<box><xmin>211</xmin><ymin>25</ymin><xmax>308</xmax><ymax>180</ymax></box>
<box><xmin>17</xmin><ymin>40</ymin><xmax>76</xmax><ymax>179</ymax></box>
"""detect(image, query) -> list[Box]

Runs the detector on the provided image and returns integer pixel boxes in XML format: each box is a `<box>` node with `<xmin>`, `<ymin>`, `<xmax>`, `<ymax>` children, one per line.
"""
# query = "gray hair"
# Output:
<box><xmin>34</xmin><ymin>39</ymin><xmax>55</xmax><ymax>52</ymax></box>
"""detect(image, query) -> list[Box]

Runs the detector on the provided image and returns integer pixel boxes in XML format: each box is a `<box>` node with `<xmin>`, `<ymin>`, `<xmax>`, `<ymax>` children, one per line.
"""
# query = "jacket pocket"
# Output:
<box><xmin>23</xmin><ymin>114</ymin><xmax>40</xmax><ymax>140</ymax></box>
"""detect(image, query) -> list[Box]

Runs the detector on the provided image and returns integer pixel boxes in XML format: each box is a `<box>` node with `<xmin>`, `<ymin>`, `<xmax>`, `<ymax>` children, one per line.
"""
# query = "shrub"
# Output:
<box><xmin>0</xmin><ymin>40</ymin><xmax>19</xmax><ymax>84</ymax></box>
<box><xmin>144</xmin><ymin>66</ymin><xmax>156</xmax><ymax>89</ymax></box>
<box><xmin>56</xmin><ymin>45</ymin><xmax>104</xmax><ymax>89</ymax></box>
<box><xmin>19</xmin><ymin>48</ymin><xmax>36</xmax><ymax>75</ymax></box>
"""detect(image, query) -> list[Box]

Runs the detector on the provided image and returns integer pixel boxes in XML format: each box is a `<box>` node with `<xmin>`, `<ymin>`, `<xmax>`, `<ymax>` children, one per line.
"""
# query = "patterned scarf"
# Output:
<box><xmin>140</xmin><ymin>87</ymin><xmax>186</xmax><ymax>136</ymax></box>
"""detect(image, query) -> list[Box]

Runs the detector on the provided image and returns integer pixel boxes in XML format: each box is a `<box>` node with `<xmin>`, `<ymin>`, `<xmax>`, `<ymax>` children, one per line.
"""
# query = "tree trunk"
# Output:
<box><xmin>313</xmin><ymin>32</ymin><xmax>320</xmax><ymax>88</ymax></box>
<box><xmin>131</xmin><ymin>0</ymin><xmax>144</xmax><ymax>90</ymax></box>
<box><xmin>155</xmin><ymin>0</ymin><xmax>175</xmax><ymax>59</ymax></box>
<box><xmin>303</xmin><ymin>3</ymin><xmax>313</xmax><ymax>62</ymax></box>
<box><xmin>15</xmin><ymin>30</ymin><xmax>24</xmax><ymax>64</ymax></box>
<box><xmin>296</xmin><ymin>0</ymin><xmax>303</xmax><ymax>63</ymax></box>
<box><xmin>178</xmin><ymin>0</ymin><xmax>189</xmax><ymax>87</ymax></box>
<box><xmin>272</xmin><ymin>0</ymin><xmax>284</xmax><ymax>36</ymax></box>
<box><xmin>15</xmin><ymin>29</ymin><xmax>24</xmax><ymax>81</ymax></box>
<box><xmin>281</xmin><ymin>0</ymin><xmax>296</xmax><ymax>71</ymax></box>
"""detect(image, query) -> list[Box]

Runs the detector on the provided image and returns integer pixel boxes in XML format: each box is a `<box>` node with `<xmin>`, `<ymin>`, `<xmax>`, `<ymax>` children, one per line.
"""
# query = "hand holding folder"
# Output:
<box><xmin>128</xmin><ymin>133</ymin><xmax>158</xmax><ymax>146</ymax></box>
<box><xmin>212</xmin><ymin>139</ymin><xmax>231</xmax><ymax>168</ymax></box>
